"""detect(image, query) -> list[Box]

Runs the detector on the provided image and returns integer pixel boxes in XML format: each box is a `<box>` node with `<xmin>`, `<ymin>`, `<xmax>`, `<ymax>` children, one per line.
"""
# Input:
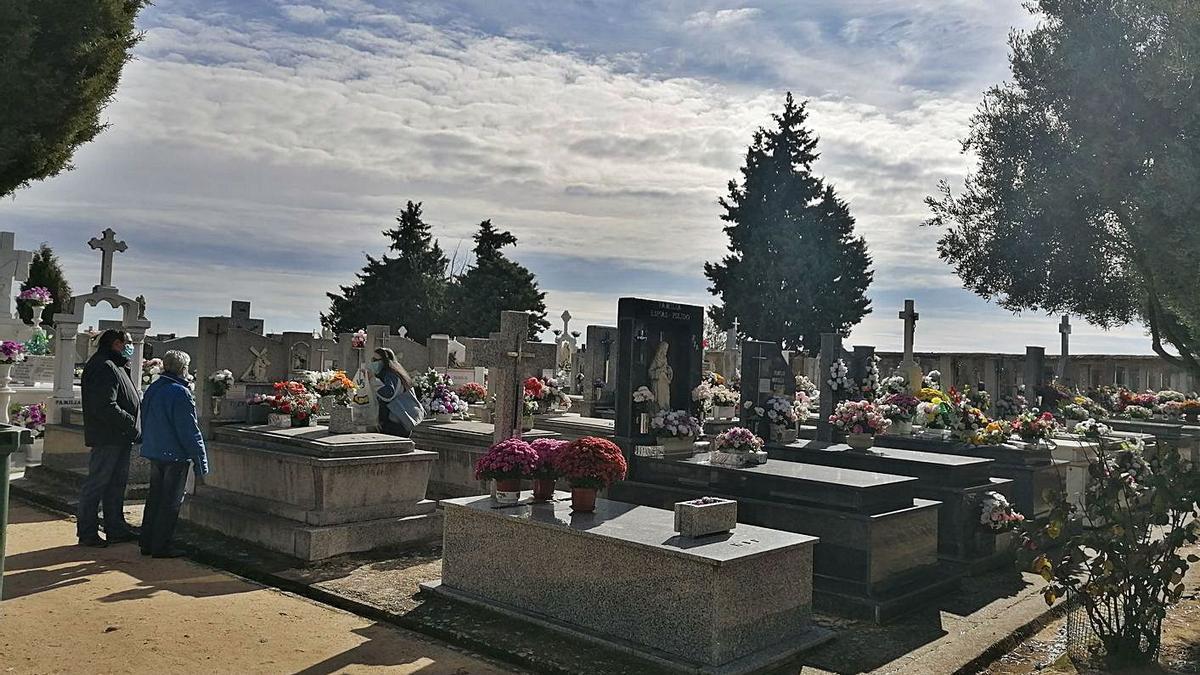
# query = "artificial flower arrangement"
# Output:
<box><xmin>1123</xmin><ymin>405</ymin><xmax>1154</xmax><ymax>420</ymax></box>
<box><xmin>760</xmin><ymin>395</ymin><xmax>799</xmax><ymax>428</ymax></box>
<box><xmin>965</xmin><ymin>386</ymin><xmax>991</xmax><ymax>414</ymax></box>
<box><xmin>315</xmin><ymin>370</ymin><xmax>357</xmax><ymax>405</ymax></box>
<box><xmin>828</xmin><ymin>399</ymin><xmax>890</xmax><ymax>437</ymax></box>
<box><xmin>709</xmin><ymin>426</ymin><xmax>768</xmax><ymax>467</ymax></box>
<box><xmin>350</xmin><ymin>329</ymin><xmax>367</xmax><ymax>349</ymax></box>
<box><xmin>1157</xmin><ymin>390</ymin><xmax>1187</xmax><ymax>404</ymax></box>
<box><xmin>710</xmin><ymin>385</ymin><xmax>740</xmax><ymax>408</ymax></box>
<box><xmin>793</xmin><ymin>392</ymin><xmax>813</xmax><ymax>425</ymax></box>
<box><xmin>427</xmin><ymin>382</ymin><xmax>468</xmax><ymax>417</ymax></box>
<box><xmin>17</xmin><ymin>287</ymin><xmax>53</xmax><ymax>306</ymax></box>
<box><xmin>0</xmin><ymin>340</ymin><xmax>26</xmax><ymax>365</ymax></box>
<box><xmin>1160</xmin><ymin>400</ymin><xmax>1186</xmax><ymax>418</ymax></box>
<box><xmin>916</xmin><ymin>394</ymin><xmax>956</xmax><ymax>430</ymax></box>
<box><xmin>1074</xmin><ymin>418</ymin><xmax>1112</xmax><ymax>439</ymax></box>
<box><xmin>827</xmin><ymin>359</ymin><xmax>850</xmax><ymax>393</ymax></box>
<box><xmin>796</xmin><ymin>374</ymin><xmax>818</xmax><ymax>398</ymax></box>
<box><xmin>979</xmin><ymin>491</ymin><xmax>1025</xmax><ymax>532</ymax></box>
<box><xmin>24</xmin><ymin>329</ymin><xmax>51</xmax><ymax>356</ymax></box>
<box><xmin>881</xmin><ymin>393</ymin><xmax>920</xmax><ymax>422</ymax></box>
<box><xmin>691</xmin><ymin>381</ymin><xmax>714</xmax><ymax>407</ymax></box>
<box><xmin>923</xmin><ymin>370</ymin><xmax>942</xmax><ymax>389</ymax></box>
<box><xmin>880</xmin><ymin>374</ymin><xmax>908</xmax><ymax>396</ymax></box>
<box><xmin>951</xmin><ymin>398</ymin><xmax>989</xmax><ymax>442</ymax></box>
<box><xmin>208</xmin><ymin>369</ymin><xmax>235</xmax><ymax>397</ymax></box>
<box><xmin>258</xmin><ymin>380</ymin><xmax>320</xmax><ymax>426</ymax></box>
<box><xmin>413</xmin><ymin>369</ymin><xmax>454</xmax><ymax>402</ymax></box>
<box><xmin>1058</xmin><ymin>402</ymin><xmax>1090</xmax><ymax>421</ymax></box>
<box><xmin>857</xmin><ymin>355</ymin><xmax>881</xmax><ymax>398</ymax></box>
<box><xmin>917</xmin><ymin>386</ymin><xmax>945</xmax><ymax>402</ymax></box>
<box><xmin>1116</xmin><ymin>389</ymin><xmax>1158</xmax><ymax>412</ymax></box>
<box><xmin>457</xmin><ymin>382</ymin><xmax>487</xmax><ymax>405</ymax></box>
<box><xmin>141</xmin><ymin>358</ymin><xmax>163</xmax><ymax>387</ymax></box>
<box><xmin>1011</xmin><ymin>411</ymin><xmax>1058</xmax><ymax>443</ymax></box>
<box><xmin>651</xmin><ymin>409</ymin><xmax>703</xmax><ymax>439</ymax></box>
<box><xmin>633</xmin><ymin>385</ymin><xmax>656</xmax><ymax>410</ymax></box>
<box><xmin>523</xmin><ymin>376</ymin><xmax>571</xmax><ymax>413</ymax></box>
<box><xmin>12</xmin><ymin>402</ymin><xmax>47</xmax><ymax>439</ymax></box>
<box><xmin>971</xmin><ymin>420</ymin><xmax>1012</xmax><ymax>446</ymax></box>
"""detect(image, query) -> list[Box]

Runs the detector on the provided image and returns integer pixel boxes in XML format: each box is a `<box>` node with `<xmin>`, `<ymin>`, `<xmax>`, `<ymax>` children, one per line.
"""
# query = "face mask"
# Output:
<box><xmin>369</xmin><ymin>361</ymin><xmax>383</xmax><ymax>375</ymax></box>
<box><xmin>121</xmin><ymin>344</ymin><xmax>135</xmax><ymax>359</ymax></box>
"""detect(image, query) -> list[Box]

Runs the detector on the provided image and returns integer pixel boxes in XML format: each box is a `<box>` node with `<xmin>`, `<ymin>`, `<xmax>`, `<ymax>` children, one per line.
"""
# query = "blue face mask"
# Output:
<box><xmin>369</xmin><ymin>361</ymin><xmax>383</xmax><ymax>375</ymax></box>
<box><xmin>121</xmin><ymin>344</ymin><xmax>135</xmax><ymax>359</ymax></box>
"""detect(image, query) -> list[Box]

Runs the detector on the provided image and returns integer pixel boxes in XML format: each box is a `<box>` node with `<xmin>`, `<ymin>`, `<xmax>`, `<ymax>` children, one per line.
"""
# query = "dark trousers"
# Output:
<box><xmin>77</xmin><ymin>444</ymin><xmax>133</xmax><ymax>540</ymax></box>
<box><xmin>140</xmin><ymin>460</ymin><xmax>191</xmax><ymax>555</ymax></box>
<box><xmin>378</xmin><ymin>410</ymin><xmax>411</xmax><ymax>437</ymax></box>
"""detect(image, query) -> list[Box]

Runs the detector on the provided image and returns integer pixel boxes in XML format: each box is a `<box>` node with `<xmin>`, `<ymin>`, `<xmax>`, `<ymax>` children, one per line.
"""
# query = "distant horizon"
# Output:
<box><xmin>3</xmin><ymin>1</ymin><xmax>1158</xmax><ymax>356</ymax></box>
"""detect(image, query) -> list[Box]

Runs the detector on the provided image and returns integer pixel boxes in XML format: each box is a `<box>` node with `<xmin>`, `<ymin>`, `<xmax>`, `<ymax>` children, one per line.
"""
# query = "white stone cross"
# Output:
<box><xmin>474</xmin><ymin>311</ymin><xmax>540</xmax><ymax>443</ymax></box>
<box><xmin>88</xmin><ymin>228</ymin><xmax>127</xmax><ymax>289</ymax></box>
<box><xmin>898</xmin><ymin>299</ymin><xmax>919</xmax><ymax>361</ymax></box>
<box><xmin>560</xmin><ymin>310</ymin><xmax>572</xmax><ymax>336</ymax></box>
<box><xmin>1057</xmin><ymin>315</ymin><xmax>1072</xmax><ymax>380</ymax></box>
<box><xmin>0</xmin><ymin>233</ymin><xmax>32</xmax><ymax>320</ymax></box>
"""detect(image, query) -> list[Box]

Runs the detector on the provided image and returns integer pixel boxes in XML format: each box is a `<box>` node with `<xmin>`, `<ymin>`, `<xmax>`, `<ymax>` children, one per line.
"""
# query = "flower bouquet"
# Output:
<box><xmin>880</xmin><ymin>374</ymin><xmax>908</xmax><ymax>396</ymax></box>
<box><xmin>1074</xmin><ymin>418</ymin><xmax>1112</xmax><ymax>440</ymax></box>
<box><xmin>350</xmin><ymin>329</ymin><xmax>367</xmax><ymax>349</ymax></box>
<box><xmin>650</xmin><ymin>409</ymin><xmax>701</xmax><ymax>454</ymax></box>
<box><xmin>1057</xmin><ymin>401</ymin><xmax>1091</xmax><ymax>432</ymax></box>
<box><xmin>1183</xmin><ymin>399</ymin><xmax>1200</xmax><ymax>423</ymax></box>
<box><xmin>0</xmin><ymin>340</ymin><xmax>26</xmax><ymax>365</ymax></box>
<box><xmin>979</xmin><ymin>491</ymin><xmax>1025</xmax><ymax>532</ymax></box>
<box><xmin>427</xmin><ymin>382</ymin><xmax>467</xmax><ymax>421</ymax></box>
<box><xmin>17</xmin><ymin>287</ymin><xmax>53</xmax><ymax>306</ymax></box>
<box><xmin>261</xmin><ymin>380</ymin><xmax>319</xmax><ymax>428</ymax></box>
<box><xmin>1122</xmin><ymin>405</ymin><xmax>1154</xmax><ymax>421</ymax></box>
<box><xmin>971</xmin><ymin>420</ymin><xmax>1012</xmax><ymax>446</ymax></box>
<box><xmin>762</xmin><ymin>395</ymin><xmax>799</xmax><ymax>442</ymax></box>
<box><xmin>208</xmin><ymin>369</ymin><xmax>235</xmax><ymax>397</ymax></box>
<box><xmin>457</xmin><ymin>382</ymin><xmax>487</xmax><ymax>405</ymax></box>
<box><xmin>12</xmin><ymin>402</ymin><xmax>47</xmax><ymax>438</ymax></box>
<box><xmin>951</xmin><ymin>399</ymin><xmax>989</xmax><ymax>442</ymax></box>
<box><xmin>881</xmin><ymin>393</ymin><xmax>919</xmax><ymax>435</ymax></box>
<box><xmin>994</xmin><ymin>391</ymin><xmax>1028</xmax><ymax>420</ymax></box>
<box><xmin>1010</xmin><ymin>411</ymin><xmax>1057</xmax><ymax>448</ymax></box>
<box><xmin>1157</xmin><ymin>389</ymin><xmax>1187</xmax><ymax>404</ymax></box>
<box><xmin>141</xmin><ymin>358</ymin><xmax>164</xmax><ymax>387</ymax></box>
<box><xmin>709</xmin><ymin>427</ymin><xmax>767</xmax><ymax>468</ymax></box>
<box><xmin>1160</xmin><ymin>400</ymin><xmax>1186</xmax><ymax>419</ymax></box>
<box><xmin>475</xmin><ymin>437</ymin><xmax>540</xmax><ymax>504</ymax></box>
<box><xmin>709</xmin><ymin>385</ymin><xmax>740</xmax><ymax>419</ymax></box>
<box><xmin>314</xmin><ymin>370</ymin><xmax>356</xmax><ymax>404</ymax></box>
<box><xmin>829</xmin><ymin>399</ymin><xmax>889</xmax><ymax>450</ymax></box>
<box><xmin>413</xmin><ymin>369</ymin><xmax>453</xmax><ymax>402</ymax></box>
<box><xmin>691</xmin><ymin>381</ymin><xmax>713</xmax><ymax>416</ymax></box>
<box><xmin>557</xmin><ymin>436</ymin><xmax>628</xmax><ymax>512</ymax></box>
<box><xmin>827</xmin><ymin>359</ymin><xmax>850</xmax><ymax>394</ymax></box>
<box><xmin>529</xmin><ymin>438</ymin><xmax>569</xmax><ymax>501</ymax></box>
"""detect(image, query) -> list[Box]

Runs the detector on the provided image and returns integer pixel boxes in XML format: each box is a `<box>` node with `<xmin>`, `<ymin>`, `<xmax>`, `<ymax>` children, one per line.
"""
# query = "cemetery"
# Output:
<box><xmin>7</xmin><ymin>2</ymin><xmax>1200</xmax><ymax>673</ymax></box>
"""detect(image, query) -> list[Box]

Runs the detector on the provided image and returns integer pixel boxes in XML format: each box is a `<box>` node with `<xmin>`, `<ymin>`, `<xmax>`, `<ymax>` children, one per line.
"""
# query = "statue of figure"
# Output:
<box><xmin>242</xmin><ymin>346</ymin><xmax>271</xmax><ymax>382</ymax></box>
<box><xmin>558</xmin><ymin>341</ymin><xmax>572</xmax><ymax>370</ymax></box>
<box><xmin>135</xmin><ymin>295</ymin><xmax>147</xmax><ymax>320</ymax></box>
<box><xmin>649</xmin><ymin>341</ymin><xmax>673</xmax><ymax>411</ymax></box>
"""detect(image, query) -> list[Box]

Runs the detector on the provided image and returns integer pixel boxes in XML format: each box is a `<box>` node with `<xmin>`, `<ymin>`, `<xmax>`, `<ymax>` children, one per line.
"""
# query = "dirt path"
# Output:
<box><xmin>0</xmin><ymin>502</ymin><xmax>516</xmax><ymax>675</ymax></box>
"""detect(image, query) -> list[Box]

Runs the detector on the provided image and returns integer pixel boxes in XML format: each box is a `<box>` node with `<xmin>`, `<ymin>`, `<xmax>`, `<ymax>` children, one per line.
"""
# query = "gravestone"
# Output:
<box><xmin>1057</xmin><ymin>315</ymin><xmax>1072</xmax><ymax>385</ymax></box>
<box><xmin>816</xmin><ymin>333</ymin><xmax>844</xmax><ymax>443</ymax></box>
<box><xmin>613</xmin><ymin>298</ymin><xmax>704</xmax><ymax>453</ymax></box>
<box><xmin>427</xmin><ymin>334</ymin><xmax>450</xmax><ymax>369</ymax></box>
<box><xmin>723</xmin><ymin>317</ymin><xmax>741</xmax><ymax>380</ymax></box>
<box><xmin>229</xmin><ymin>300</ymin><xmax>264</xmax><ymax>334</ymax></box>
<box><xmin>582</xmin><ymin>325</ymin><xmax>618</xmax><ymax>415</ymax></box>
<box><xmin>0</xmin><ymin>232</ymin><xmax>33</xmax><ymax>342</ymax></box>
<box><xmin>896</xmin><ymin>299</ymin><xmax>923</xmax><ymax>395</ymax></box>
<box><xmin>1024</xmin><ymin>346</ymin><xmax>1046</xmax><ymax>409</ymax></box>
<box><xmin>470</xmin><ymin>311</ymin><xmax>545</xmax><ymax>444</ymax></box>
<box><xmin>740</xmin><ymin>339</ymin><xmax>795</xmax><ymax>437</ymax></box>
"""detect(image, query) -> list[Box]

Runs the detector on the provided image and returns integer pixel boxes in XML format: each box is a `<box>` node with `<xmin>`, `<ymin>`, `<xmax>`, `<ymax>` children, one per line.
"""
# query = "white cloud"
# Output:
<box><xmin>279</xmin><ymin>4</ymin><xmax>331</xmax><ymax>24</ymax></box>
<box><xmin>683</xmin><ymin>8</ymin><xmax>762</xmax><ymax>30</ymax></box>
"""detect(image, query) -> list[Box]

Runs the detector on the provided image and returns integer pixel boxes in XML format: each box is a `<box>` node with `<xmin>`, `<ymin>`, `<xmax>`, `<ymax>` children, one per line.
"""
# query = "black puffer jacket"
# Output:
<box><xmin>81</xmin><ymin>349</ymin><xmax>140</xmax><ymax>447</ymax></box>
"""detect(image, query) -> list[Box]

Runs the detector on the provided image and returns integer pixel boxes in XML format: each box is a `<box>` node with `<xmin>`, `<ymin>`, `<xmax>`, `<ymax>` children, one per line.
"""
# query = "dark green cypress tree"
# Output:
<box><xmin>18</xmin><ymin>244</ymin><xmax>72</xmax><ymax>328</ymax></box>
<box><xmin>447</xmin><ymin>220</ymin><xmax>548</xmax><ymax>337</ymax></box>
<box><xmin>322</xmin><ymin>201</ymin><xmax>449</xmax><ymax>342</ymax></box>
<box><xmin>705</xmin><ymin>93</ymin><xmax>873</xmax><ymax>355</ymax></box>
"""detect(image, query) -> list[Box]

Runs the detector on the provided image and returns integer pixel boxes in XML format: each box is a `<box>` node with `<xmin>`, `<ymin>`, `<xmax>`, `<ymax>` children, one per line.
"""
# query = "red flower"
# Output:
<box><xmin>523</xmin><ymin>377</ymin><xmax>545</xmax><ymax>399</ymax></box>
<box><xmin>556</xmin><ymin>436</ymin><xmax>627</xmax><ymax>489</ymax></box>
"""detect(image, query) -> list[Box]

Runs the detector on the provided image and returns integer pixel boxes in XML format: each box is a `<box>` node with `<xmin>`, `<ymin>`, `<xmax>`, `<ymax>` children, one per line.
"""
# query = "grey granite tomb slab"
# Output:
<box><xmin>426</xmin><ymin>494</ymin><xmax>831</xmax><ymax>674</ymax></box>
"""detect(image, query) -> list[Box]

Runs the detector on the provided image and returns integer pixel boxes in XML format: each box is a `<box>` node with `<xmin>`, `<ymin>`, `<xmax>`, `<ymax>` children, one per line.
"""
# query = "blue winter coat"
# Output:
<box><xmin>139</xmin><ymin>372</ymin><xmax>209</xmax><ymax>475</ymax></box>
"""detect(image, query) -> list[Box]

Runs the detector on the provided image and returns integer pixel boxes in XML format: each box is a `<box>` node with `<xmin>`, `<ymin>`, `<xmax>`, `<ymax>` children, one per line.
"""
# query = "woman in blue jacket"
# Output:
<box><xmin>139</xmin><ymin>350</ymin><xmax>209</xmax><ymax>558</ymax></box>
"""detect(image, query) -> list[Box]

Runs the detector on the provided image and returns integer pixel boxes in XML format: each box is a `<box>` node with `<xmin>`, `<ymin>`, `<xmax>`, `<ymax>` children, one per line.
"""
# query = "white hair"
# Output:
<box><xmin>162</xmin><ymin>350</ymin><xmax>191</xmax><ymax>376</ymax></box>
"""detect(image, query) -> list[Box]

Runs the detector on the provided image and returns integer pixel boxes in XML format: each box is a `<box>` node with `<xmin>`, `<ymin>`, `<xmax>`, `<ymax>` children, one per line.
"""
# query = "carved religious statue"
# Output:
<box><xmin>648</xmin><ymin>341</ymin><xmax>673</xmax><ymax>411</ymax></box>
<box><xmin>242</xmin><ymin>346</ymin><xmax>271</xmax><ymax>382</ymax></box>
<box><xmin>135</xmin><ymin>295</ymin><xmax>147</xmax><ymax>320</ymax></box>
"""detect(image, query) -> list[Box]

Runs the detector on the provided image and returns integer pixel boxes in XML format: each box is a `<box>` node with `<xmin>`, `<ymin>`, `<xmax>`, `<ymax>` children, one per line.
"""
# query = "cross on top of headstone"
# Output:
<box><xmin>474</xmin><ymin>311</ymin><xmax>540</xmax><ymax>443</ymax></box>
<box><xmin>88</xmin><ymin>228</ymin><xmax>127</xmax><ymax>289</ymax></box>
<box><xmin>1057</xmin><ymin>315</ymin><xmax>1072</xmax><ymax>381</ymax></box>
<box><xmin>0</xmin><ymin>233</ymin><xmax>33</xmax><ymax>320</ymax></box>
<box><xmin>396</xmin><ymin>325</ymin><xmax>408</xmax><ymax>339</ymax></box>
<box><xmin>1059</xmin><ymin>315</ymin><xmax>1071</xmax><ymax>336</ymax></box>
<box><xmin>898</xmin><ymin>299</ymin><xmax>919</xmax><ymax>359</ymax></box>
<box><xmin>561</xmin><ymin>310</ymin><xmax>572</xmax><ymax>333</ymax></box>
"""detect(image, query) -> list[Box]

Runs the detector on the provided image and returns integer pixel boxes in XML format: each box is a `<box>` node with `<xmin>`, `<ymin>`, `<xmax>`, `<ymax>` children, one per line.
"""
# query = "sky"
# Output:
<box><xmin>3</xmin><ymin>0</ymin><xmax>1156</xmax><ymax>355</ymax></box>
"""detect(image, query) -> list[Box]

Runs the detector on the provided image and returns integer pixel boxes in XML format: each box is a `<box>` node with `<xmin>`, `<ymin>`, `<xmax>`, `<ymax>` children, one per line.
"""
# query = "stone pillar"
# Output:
<box><xmin>51</xmin><ymin>321</ymin><xmax>81</xmax><ymax>423</ymax></box>
<box><xmin>1024</xmin><ymin>346</ymin><xmax>1045</xmax><ymax>409</ymax></box>
<box><xmin>816</xmin><ymin>333</ymin><xmax>842</xmax><ymax>443</ymax></box>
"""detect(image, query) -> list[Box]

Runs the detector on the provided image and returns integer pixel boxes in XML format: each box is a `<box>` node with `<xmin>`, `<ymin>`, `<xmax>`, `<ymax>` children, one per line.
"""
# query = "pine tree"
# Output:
<box><xmin>704</xmin><ymin>93</ymin><xmax>873</xmax><ymax>355</ymax></box>
<box><xmin>447</xmin><ymin>220</ymin><xmax>549</xmax><ymax>337</ymax></box>
<box><xmin>19</xmin><ymin>244</ymin><xmax>72</xmax><ymax>328</ymax></box>
<box><xmin>322</xmin><ymin>201</ymin><xmax>449</xmax><ymax>342</ymax></box>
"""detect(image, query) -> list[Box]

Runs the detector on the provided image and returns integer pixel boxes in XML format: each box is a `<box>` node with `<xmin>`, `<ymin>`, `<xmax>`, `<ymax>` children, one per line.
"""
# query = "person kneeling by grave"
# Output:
<box><xmin>138</xmin><ymin>349</ymin><xmax>209</xmax><ymax>558</ymax></box>
<box><xmin>78</xmin><ymin>329</ymin><xmax>141</xmax><ymax>548</ymax></box>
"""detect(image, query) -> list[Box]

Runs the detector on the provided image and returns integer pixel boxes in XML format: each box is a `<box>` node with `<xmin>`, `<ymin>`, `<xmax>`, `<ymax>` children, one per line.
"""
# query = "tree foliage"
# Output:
<box><xmin>0</xmin><ymin>0</ymin><xmax>150</xmax><ymax>198</ymax></box>
<box><xmin>926</xmin><ymin>0</ymin><xmax>1200</xmax><ymax>376</ymax></box>
<box><xmin>705</xmin><ymin>93</ymin><xmax>873</xmax><ymax>356</ymax></box>
<box><xmin>19</xmin><ymin>244</ymin><xmax>72</xmax><ymax>329</ymax></box>
<box><xmin>322</xmin><ymin>201</ymin><xmax>449</xmax><ymax>342</ymax></box>
<box><xmin>447</xmin><ymin>220</ymin><xmax>548</xmax><ymax>337</ymax></box>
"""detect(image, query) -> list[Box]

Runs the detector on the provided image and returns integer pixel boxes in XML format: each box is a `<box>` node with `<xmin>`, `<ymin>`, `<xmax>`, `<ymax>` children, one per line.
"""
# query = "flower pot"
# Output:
<box><xmin>532</xmin><ymin>478</ymin><xmax>556</xmax><ymax>502</ymax></box>
<box><xmin>521</xmin><ymin>414</ymin><xmax>535</xmax><ymax>432</ymax></box>
<box><xmin>267</xmin><ymin>413</ymin><xmax>292</xmax><ymax>429</ymax></box>
<box><xmin>21</xmin><ymin>441</ymin><xmax>40</xmax><ymax>464</ymax></box>
<box><xmin>891</xmin><ymin>420</ymin><xmax>913</xmax><ymax>436</ymax></box>
<box><xmin>713</xmin><ymin>405</ymin><xmax>736</xmax><ymax>420</ymax></box>
<box><xmin>674</xmin><ymin>498</ymin><xmax>737</xmax><ymax>538</ymax></box>
<box><xmin>328</xmin><ymin>406</ymin><xmax>355</xmax><ymax>434</ymax></box>
<box><xmin>468</xmin><ymin>403</ymin><xmax>488</xmax><ymax>421</ymax></box>
<box><xmin>292</xmin><ymin>414</ymin><xmax>311</xmax><ymax>428</ymax></box>
<box><xmin>433</xmin><ymin>413</ymin><xmax>454</xmax><ymax>423</ymax></box>
<box><xmin>846</xmin><ymin>433</ymin><xmax>875</xmax><ymax>451</ymax></box>
<box><xmin>770</xmin><ymin>425</ymin><xmax>797</xmax><ymax>444</ymax></box>
<box><xmin>658</xmin><ymin>436</ymin><xmax>696</xmax><ymax>456</ymax></box>
<box><xmin>494</xmin><ymin>478</ymin><xmax>522</xmax><ymax>505</ymax></box>
<box><xmin>318</xmin><ymin>395</ymin><xmax>337</xmax><ymax>415</ymax></box>
<box><xmin>571</xmin><ymin>487</ymin><xmax>597</xmax><ymax>512</ymax></box>
<box><xmin>30</xmin><ymin>305</ymin><xmax>44</xmax><ymax>330</ymax></box>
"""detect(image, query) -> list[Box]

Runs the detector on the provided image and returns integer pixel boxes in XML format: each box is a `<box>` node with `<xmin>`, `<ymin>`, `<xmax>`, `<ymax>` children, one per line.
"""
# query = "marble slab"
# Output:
<box><xmin>214</xmin><ymin>423</ymin><xmax>416</xmax><ymax>458</ymax></box>
<box><xmin>770</xmin><ymin>439</ymin><xmax>993</xmax><ymax>488</ymax></box>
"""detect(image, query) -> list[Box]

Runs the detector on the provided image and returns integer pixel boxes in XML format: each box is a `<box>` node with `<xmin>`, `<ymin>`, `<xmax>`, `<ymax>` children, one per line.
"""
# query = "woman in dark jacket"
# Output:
<box><xmin>138</xmin><ymin>349</ymin><xmax>208</xmax><ymax>558</ymax></box>
<box><xmin>369</xmin><ymin>347</ymin><xmax>418</xmax><ymax>437</ymax></box>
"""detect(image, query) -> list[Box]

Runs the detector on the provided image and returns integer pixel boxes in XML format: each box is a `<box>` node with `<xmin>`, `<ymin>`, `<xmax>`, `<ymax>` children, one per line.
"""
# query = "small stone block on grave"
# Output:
<box><xmin>674</xmin><ymin>497</ymin><xmax>737</xmax><ymax>538</ymax></box>
<box><xmin>427</xmin><ymin>494</ymin><xmax>830</xmax><ymax>674</ymax></box>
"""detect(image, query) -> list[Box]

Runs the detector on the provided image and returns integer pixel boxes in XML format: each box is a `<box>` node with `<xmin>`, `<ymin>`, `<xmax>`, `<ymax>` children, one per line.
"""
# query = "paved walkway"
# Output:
<box><xmin>0</xmin><ymin>501</ymin><xmax>514</xmax><ymax>675</ymax></box>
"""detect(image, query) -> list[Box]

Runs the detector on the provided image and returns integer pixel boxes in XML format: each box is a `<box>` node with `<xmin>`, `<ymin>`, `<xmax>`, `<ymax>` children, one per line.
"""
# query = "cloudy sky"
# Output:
<box><xmin>3</xmin><ymin>0</ymin><xmax>1155</xmax><ymax>354</ymax></box>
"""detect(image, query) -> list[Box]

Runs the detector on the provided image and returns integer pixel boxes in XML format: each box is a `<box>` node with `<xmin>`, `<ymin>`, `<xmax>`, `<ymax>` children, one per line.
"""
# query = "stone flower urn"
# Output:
<box><xmin>846</xmin><ymin>432</ymin><xmax>875</xmax><ymax>451</ymax></box>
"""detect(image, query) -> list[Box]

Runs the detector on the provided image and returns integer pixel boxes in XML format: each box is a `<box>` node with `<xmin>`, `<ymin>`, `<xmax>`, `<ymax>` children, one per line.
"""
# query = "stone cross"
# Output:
<box><xmin>0</xmin><ymin>233</ymin><xmax>32</xmax><ymax>320</ymax></box>
<box><xmin>1057</xmin><ymin>315</ymin><xmax>1072</xmax><ymax>382</ymax></box>
<box><xmin>816</xmin><ymin>333</ymin><xmax>843</xmax><ymax>443</ymax></box>
<box><xmin>561</xmin><ymin>310</ymin><xmax>572</xmax><ymax>336</ymax></box>
<box><xmin>88</xmin><ymin>228</ymin><xmax>127</xmax><ymax>289</ymax></box>
<box><xmin>896</xmin><ymin>299</ymin><xmax>923</xmax><ymax>395</ymax></box>
<box><xmin>474</xmin><ymin>311</ymin><xmax>540</xmax><ymax>444</ymax></box>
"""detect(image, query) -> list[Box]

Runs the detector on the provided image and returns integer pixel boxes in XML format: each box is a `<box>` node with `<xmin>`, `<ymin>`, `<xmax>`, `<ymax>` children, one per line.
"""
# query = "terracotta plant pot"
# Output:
<box><xmin>494</xmin><ymin>478</ymin><xmax>522</xmax><ymax>505</ymax></box>
<box><xmin>571</xmin><ymin>487</ymin><xmax>597</xmax><ymax>512</ymax></box>
<box><xmin>532</xmin><ymin>478</ymin><xmax>556</xmax><ymax>502</ymax></box>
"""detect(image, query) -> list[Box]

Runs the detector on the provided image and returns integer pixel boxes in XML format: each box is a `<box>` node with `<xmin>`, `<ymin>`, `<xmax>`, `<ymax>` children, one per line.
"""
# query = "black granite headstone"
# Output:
<box><xmin>741</xmin><ymin>340</ymin><xmax>796</xmax><ymax>437</ymax></box>
<box><xmin>615</xmin><ymin>298</ymin><xmax>704</xmax><ymax>451</ymax></box>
